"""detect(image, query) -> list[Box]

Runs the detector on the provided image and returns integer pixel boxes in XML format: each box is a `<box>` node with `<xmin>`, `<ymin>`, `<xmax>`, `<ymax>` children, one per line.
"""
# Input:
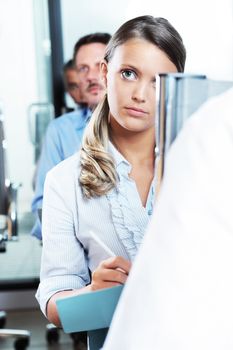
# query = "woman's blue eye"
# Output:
<box><xmin>121</xmin><ymin>70</ymin><xmax>136</xmax><ymax>81</ymax></box>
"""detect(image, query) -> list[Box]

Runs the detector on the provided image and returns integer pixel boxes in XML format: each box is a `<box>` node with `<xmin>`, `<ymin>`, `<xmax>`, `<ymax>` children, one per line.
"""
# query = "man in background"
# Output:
<box><xmin>62</xmin><ymin>59</ymin><xmax>87</xmax><ymax>110</ymax></box>
<box><xmin>31</xmin><ymin>32</ymin><xmax>111</xmax><ymax>240</ymax></box>
<box><xmin>104</xmin><ymin>87</ymin><xmax>233</xmax><ymax>350</ymax></box>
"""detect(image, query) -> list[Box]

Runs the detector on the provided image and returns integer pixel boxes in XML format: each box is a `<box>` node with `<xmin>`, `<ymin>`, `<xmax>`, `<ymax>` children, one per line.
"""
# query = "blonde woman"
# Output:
<box><xmin>36</xmin><ymin>16</ymin><xmax>186</xmax><ymax>328</ymax></box>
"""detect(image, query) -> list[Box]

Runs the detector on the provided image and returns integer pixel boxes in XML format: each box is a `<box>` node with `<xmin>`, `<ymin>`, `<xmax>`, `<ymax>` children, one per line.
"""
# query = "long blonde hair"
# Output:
<box><xmin>79</xmin><ymin>16</ymin><xmax>186</xmax><ymax>198</ymax></box>
<box><xmin>79</xmin><ymin>95</ymin><xmax>118</xmax><ymax>198</ymax></box>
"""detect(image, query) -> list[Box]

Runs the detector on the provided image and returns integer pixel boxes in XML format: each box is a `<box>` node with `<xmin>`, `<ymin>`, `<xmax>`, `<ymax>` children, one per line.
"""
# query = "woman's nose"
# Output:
<box><xmin>131</xmin><ymin>83</ymin><xmax>146</xmax><ymax>103</ymax></box>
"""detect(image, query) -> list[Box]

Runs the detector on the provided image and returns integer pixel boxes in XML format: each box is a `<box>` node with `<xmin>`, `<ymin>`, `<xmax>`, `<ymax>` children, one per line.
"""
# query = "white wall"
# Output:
<box><xmin>124</xmin><ymin>0</ymin><xmax>233</xmax><ymax>80</ymax></box>
<box><xmin>0</xmin><ymin>0</ymin><xmax>37</xmax><ymax>213</ymax></box>
<box><xmin>61</xmin><ymin>0</ymin><xmax>233</xmax><ymax>81</ymax></box>
<box><xmin>61</xmin><ymin>0</ymin><xmax>129</xmax><ymax>60</ymax></box>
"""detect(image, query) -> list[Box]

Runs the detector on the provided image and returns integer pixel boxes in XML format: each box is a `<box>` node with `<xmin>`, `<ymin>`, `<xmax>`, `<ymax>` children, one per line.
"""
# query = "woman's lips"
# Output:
<box><xmin>124</xmin><ymin>106</ymin><xmax>148</xmax><ymax>117</ymax></box>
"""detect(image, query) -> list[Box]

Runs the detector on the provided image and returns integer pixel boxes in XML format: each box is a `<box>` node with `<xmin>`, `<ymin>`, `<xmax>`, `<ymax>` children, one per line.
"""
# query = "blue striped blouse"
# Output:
<box><xmin>36</xmin><ymin>143</ymin><xmax>155</xmax><ymax>315</ymax></box>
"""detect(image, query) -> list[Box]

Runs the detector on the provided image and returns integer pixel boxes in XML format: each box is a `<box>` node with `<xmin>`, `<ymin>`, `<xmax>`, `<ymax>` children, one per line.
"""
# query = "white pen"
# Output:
<box><xmin>89</xmin><ymin>230</ymin><xmax>116</xmax><ymax>257</ymax></box>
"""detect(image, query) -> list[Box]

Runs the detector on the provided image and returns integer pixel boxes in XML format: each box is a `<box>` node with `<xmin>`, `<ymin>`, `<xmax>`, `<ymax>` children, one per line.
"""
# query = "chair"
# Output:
<box><xmin>0</xmin><ymin>109</ymin><xmax>20</xmax><ymax>242</ymax></box>
<box><xmin>0</xmin><ymin>107</ymin><xmax>30</xmax><ymax>350</ymax></box>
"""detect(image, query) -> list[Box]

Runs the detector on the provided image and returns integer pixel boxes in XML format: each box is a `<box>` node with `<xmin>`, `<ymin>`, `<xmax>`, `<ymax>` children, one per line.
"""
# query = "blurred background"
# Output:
<box><xmin>0</xmin><ymin>0</ymin><xmax>232</xmax><ymax>215</ymax></box>
<box><xmin>0</xmin><ymin>1</ymin><xmax>232</xmax><ymax>348</ymax></box>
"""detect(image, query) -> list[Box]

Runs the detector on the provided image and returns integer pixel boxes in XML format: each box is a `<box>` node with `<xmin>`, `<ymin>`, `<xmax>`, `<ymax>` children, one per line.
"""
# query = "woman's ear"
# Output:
<box><xmin>100</xmin><ymin>60</ymin><xmax>108</xmax><ymax>88</ymax></box>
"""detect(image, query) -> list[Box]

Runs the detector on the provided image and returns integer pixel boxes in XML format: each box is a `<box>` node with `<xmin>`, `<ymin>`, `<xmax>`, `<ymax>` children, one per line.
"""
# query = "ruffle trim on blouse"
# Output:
<box><xmin>106</xmin><ymin>170</ymin><xmax>150</xmax><ymax>261</ymax></box>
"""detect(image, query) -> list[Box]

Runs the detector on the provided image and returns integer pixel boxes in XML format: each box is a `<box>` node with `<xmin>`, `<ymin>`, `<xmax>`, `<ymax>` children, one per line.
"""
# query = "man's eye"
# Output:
<box><xmin>68</xmin><ymin>84</ymin><xmax>79</xmax><ymax>91</ymax></box>
<box><xmin>121</xmin><ymin>70</ymin><xmax>137</xmax><ymax>81</ymax></box>
<box><xmin>77</xmin><ymin>66</ymin><xmax>88</xmax><ymax>74</ymax></box>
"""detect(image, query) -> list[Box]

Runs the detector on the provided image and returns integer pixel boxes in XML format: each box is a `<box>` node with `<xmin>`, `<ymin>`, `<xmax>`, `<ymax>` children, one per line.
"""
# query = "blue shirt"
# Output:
<box><xmin>31</xmin><ymin>108</ymin><xmax>91</xmax><ymax>239</ymax></box>
<box><xmin>36</xmin><ymin>143</ymin><xmax>155</xmax><ymax>316</ymax></box>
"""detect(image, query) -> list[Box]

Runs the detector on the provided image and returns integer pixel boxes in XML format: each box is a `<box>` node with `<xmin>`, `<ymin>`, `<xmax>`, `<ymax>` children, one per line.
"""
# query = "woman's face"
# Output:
<box><xmin>102</xmin><ymin>38</ymin><xmax>177</xmax><ymax>134</ymax></box>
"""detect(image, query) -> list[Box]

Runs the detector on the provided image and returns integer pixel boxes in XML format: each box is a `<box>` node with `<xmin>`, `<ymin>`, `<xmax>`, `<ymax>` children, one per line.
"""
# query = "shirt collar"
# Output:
<box><xmin>108</xmin><ymin>142</ymin><xmax>132</xmax><ymax>173</ymax></box>
<box><xmin>72</xmin><ymin>107</ymin><xmax>91</xmax><ymax>130</ymax></box>
<box><xmin>83</xmin><ymin>107</ymin><xmax>92</xmax><ymax>122</ymax></box>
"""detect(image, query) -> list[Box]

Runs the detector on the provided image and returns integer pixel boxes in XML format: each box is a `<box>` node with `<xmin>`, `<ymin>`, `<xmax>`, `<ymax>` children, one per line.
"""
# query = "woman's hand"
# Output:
<box><xmin>90</xmin><ymin>256</ymin><xmax>131</xmax><ymax>291</ymax></box>
<box><xmin>47</xmin><ymin>256</ymin><xmax>131</xmax><ymax>325</ymax></box>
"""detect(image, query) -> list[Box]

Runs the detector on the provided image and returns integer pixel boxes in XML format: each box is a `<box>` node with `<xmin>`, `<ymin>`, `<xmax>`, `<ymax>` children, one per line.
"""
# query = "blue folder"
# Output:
<box><xmin>56</xmin><ymin>285</ymin><xmax>124</xmax><ymax>333</ymax></box>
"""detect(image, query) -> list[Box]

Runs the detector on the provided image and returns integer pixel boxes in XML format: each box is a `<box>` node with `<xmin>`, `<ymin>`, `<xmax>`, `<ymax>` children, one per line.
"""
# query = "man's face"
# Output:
<box><xmin>64</xmin><ymin>68</ymin><xmax>85</xmax><ymax>105</ymax></box>
<box><xmin>75</xmin><ymin>43</ymin><xmax>106</xmax><ymax>109</ymax></box>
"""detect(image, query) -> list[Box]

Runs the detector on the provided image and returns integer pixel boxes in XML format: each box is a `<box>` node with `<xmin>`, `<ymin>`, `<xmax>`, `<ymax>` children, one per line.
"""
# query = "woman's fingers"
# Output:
<box><xmin>91</xmin><ymin>268</ymin><xmax>122</xmax><ymax>290</ymax></box>
<box><xmin>91</xmin><ymin>256</ymin><xmax>131</xmax><ymax>291</ymax></box>
<box><xmin>93</xmin><ymin>266</ymin><xmax>128</xmax><ymax>284</ymax></box>
<box><xmin>101</xmin><ymin>256</ymin><xmax>132</xmax><ymax>274</ymax></box>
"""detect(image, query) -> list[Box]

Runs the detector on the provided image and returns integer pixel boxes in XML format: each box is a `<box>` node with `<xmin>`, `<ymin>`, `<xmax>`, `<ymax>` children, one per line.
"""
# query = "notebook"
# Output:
<box><xmin>56</xmin><ymin>285</ymin><xmax>123</xmax><ymax>333</ymax></box>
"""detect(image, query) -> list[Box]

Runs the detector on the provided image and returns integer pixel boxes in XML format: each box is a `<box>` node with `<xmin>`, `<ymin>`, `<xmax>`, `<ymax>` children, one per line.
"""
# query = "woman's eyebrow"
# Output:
<box><xmin>120</xmin><ymin>64</ymin><xmax>139</xmax><ymax>71</ymax></box>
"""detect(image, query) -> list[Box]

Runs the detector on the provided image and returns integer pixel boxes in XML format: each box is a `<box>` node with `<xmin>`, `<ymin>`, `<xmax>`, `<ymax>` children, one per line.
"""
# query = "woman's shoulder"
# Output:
<box><xmin>46</xmin><ymin>151</ymin><xmax>81</xmax><ymax>184</ymax></box>
<box><xmin>43</xmin><ymin>151</ymin><xmax>83</xmax><ymax>218</ymax></box>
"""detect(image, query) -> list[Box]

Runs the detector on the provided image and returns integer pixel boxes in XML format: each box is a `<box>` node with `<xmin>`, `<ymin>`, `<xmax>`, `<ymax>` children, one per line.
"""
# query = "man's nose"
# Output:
<box><xmin>86</xmin><ymin>65</ymin><xmax>100</xmax><ymax>82</ymax></box>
